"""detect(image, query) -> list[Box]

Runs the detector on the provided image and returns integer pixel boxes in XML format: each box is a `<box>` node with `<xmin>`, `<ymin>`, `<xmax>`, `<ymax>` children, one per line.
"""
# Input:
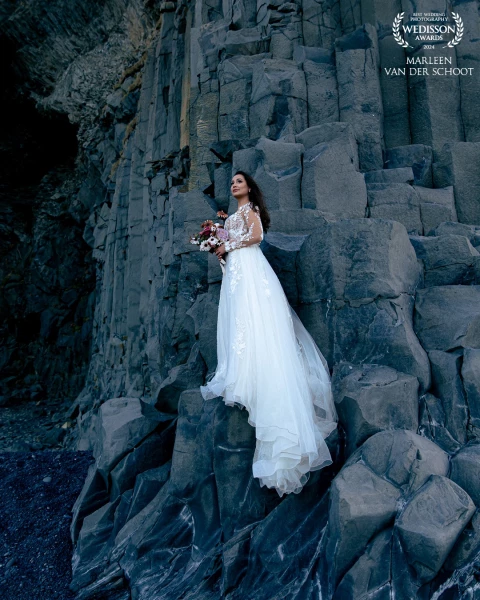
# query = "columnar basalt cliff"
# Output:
<box><xmin>2</xmin><ymin>0</ymin><xmax>480</xmax><ymax>598</ymax></box>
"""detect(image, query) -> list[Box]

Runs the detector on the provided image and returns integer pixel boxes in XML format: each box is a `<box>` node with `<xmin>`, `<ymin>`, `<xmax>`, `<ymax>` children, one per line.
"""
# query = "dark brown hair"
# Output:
<box><xmin>233</xmin><ymin>170</ymin><xmax>271</xmax><ymax>233</ymax></box>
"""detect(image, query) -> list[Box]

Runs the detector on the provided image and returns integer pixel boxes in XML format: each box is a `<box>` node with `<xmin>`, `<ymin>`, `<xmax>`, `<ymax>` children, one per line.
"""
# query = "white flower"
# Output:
<box><xmin>207</xmin><ymin>236</ymin><xmax>217</xmax><ymax>247</ymax></box>
<box><xmin>200</xmin><ymin>241</ymin><xmax>209</xmax><ymax>251</ymax></box>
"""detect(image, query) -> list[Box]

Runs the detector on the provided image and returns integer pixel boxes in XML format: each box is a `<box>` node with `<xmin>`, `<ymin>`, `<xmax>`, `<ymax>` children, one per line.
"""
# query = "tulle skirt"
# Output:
<box><xmin>200</xmin><ymin>244</ymin><xmax>337</xmax><ymax>497</ymax></box>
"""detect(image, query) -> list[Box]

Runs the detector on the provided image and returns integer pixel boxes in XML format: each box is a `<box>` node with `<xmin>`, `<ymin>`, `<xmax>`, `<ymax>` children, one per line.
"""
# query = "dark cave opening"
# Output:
<box><xmin>0</xmin><ymin>33</ymin><xmax>96</xmax><ymax>407</ymax></box>
<box><xmin>0</xmin><ymin>34</ymin><xmax>79</xmax><ymax>198</ymax></box>
<box><xmin>15</xmin><ymin>313</ymin><xmax>42</xmax><ymax>344</ymax></box>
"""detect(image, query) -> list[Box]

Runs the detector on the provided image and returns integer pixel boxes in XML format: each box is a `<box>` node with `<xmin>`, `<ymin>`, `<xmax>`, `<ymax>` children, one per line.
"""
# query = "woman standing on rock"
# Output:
<box><xmin>200</xmin><ymin>171</ymin><xmax>337</xmax><ymax>497</ymax></box>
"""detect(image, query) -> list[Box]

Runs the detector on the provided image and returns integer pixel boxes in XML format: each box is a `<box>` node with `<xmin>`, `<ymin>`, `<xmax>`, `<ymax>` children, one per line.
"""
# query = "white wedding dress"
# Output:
<box><xmin>200</xmin><ymin>201</ymin><xmax>337</xmax><ymax>497</ymax></box>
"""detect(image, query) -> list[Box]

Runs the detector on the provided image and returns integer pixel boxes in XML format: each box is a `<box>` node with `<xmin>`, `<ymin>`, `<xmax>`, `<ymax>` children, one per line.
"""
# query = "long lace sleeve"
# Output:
<box><xmin>224</xmin><ymin>205</ymin><xmax>264</xmax><ymax>252</ymax></box>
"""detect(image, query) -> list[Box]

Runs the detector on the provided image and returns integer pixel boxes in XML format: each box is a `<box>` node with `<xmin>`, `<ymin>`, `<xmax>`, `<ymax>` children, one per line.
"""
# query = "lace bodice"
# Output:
<box><xmin>224</xmin><ymin>202</ymin><xmax>264</xmax><ymax>252</ymax></box>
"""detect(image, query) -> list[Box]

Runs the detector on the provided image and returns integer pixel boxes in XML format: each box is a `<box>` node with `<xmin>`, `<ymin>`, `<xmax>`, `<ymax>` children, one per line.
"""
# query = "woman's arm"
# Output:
<box><xmin>224</xmin><ymin>206</ymin><xmax>263</xmax><ymax>252</ymax></box>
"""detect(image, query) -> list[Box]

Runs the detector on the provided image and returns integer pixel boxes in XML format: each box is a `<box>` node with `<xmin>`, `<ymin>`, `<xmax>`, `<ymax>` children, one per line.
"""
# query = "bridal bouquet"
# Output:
<box><xmin>189</xmin><ymin>210</ymin><xmax>229</xmax><ymax>275</ymax></box>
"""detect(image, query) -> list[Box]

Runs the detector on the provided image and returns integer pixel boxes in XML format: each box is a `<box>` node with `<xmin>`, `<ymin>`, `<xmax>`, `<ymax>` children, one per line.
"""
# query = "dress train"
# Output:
<box><xmin>200</xmin><ymin>217</ymin><xmax>337</xmax><ymax>496</ymax></box>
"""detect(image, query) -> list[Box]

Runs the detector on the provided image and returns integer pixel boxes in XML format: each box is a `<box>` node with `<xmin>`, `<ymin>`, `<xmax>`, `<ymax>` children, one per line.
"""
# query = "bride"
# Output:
<box><xmin>200</xmin><ymin>171</ymin><xmax>337</xmax><ymax>497</ymax></box>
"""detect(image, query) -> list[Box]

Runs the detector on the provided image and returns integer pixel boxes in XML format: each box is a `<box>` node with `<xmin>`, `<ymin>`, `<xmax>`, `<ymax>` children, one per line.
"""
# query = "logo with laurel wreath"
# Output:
<box><xmin>392</xmin><ymin>11</ymin><xmax>464</xmax><ymax>49</ymax></box>
<box><xmin>393</xmin><ymin>13</ymin><xmax>412</xmax><ymax>48</ymax></box>
<box><xmin>443</xmin><ymin>12</ymin><xmax>464</xmax><ymax>48</ymax></box>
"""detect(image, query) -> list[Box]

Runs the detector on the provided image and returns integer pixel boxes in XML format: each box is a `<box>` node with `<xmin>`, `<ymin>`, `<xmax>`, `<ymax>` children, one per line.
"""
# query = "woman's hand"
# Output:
<box><xmin>214</xmin><ymin>243</ymin><xmax>226</xmax><ymax>260</ymax></box>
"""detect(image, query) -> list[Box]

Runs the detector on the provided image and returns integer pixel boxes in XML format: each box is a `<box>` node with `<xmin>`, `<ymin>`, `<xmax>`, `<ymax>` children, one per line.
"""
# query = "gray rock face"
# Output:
<box><xmin>5</xmin><ymin>0</ymin><xmax>480</xmax><ymax>597</ymax></box>
<box><xmin>415</xmin><ymin>185</ymin><xmax>458</xmax><ymax>234</ymax></box>
<box><xmin>397</xmin><ymin>475</ymin><xmax>475</xmax><ymax>583</ymax></box>
<box><xmin>419</xmin><ymin>392</ymin><xmax>462</xmax><ymax>454</ymax></box>
<box><xmin>334</xmin><ymin>295</ymin><xmax>430</xmax><ymax>391</ymax></box>
<box><xmin>367</xmin><ymin>183</ymin><xmax>423</xmax><ymax>235</ymax></box>
<box><xmin>433</xmin><ymin>143</ymin><xmax>480</xmax><ymax>225</ymax></box>
<box><xmin>346</xmin><ymin>430</ymin><xmax>449</xmax><ymax>496</ymax></box>
<box><xmin>335</xmin><ymin>24</ymin><xmax>384</xmax><ymax>171</ymax></box>
<box><xmin>326</xmin><ymin>462</ymin><xmax>401</xmax><ymax>583</ymax></box>
<box><xmin>232</xmin><ymin>136</ymin><xmax>303</xmax><ymax>210</ymax></box>
<box><xmin>261</xmin><ymin>231</ymin><xmax>308</xmax><ymax>306</ymax></box>
<box><xmin>301</xmin><ymin>2</ymin><xmax>341</xmax><ymax>48</ymax></box>
<box><xmin>123</xmin><ymin>461</ymin><xmax>171</xmax><ymax>522</ymax></box>
<box><xmin>334</xmin><ymin>528</ymin><xmax>393</xmax><ymax>600</ymax></box>
<box><xmin>155</xmin><ymin>343</ymin><xmax>206</xmax><ymax>412</ymax></box>
<box><xmin>218</xmin><ymin>55</ymin><xmax>263</xmax><ymax>140</ymax></box>
<box><xmin>385</xmin><ymin>145</ymin><xmax>433</xmax><ymax>188</ymax></box>
<box><xmin>72</xmin><ymin>497</ymin><xmax>123</xmax><ymax>590</ymax></box>
<box><xmin>462</xmin><ymin>349</ymin><xmax>480</xmax><ymax>437</ymax></box>
<box><xmin>361</xmin><ymin>2</ymin><xmax>409</xmax><ymax>151</ymax></box>
<box><xmin>94</xmin><ymin>397</ymin><xmax>170</xmax><ymax>484</ymax></box>
<box><xmin>250</xmin><ymin>58</ymin><xmax>307</xmax><ymax>139</ymax></box>
<box><xmin>450</xmin><ymin>445</ymin><xmax>480</xmax><ymax>507</ymax></box>
<box><xmin>414</xmin><ymin>286</ymin><xmax>480</xmax><ymax>352</ymax></box>
<box><xmin>295</xmin><ymin>219</ymin><xmax>431</xmax><ymax>391</ymax></box>
<box><xmin>433</xmin><ymin>221</ymin><xmax>480</xmax><ymax>250</ymax></box>
<box><xmin>295</xmin><ymin>122</ymin><xmax>357</xmax><ymax>155</ymax></box>
<box><xmin>295</xmin><ymin>47</ymin><xmax>339</xmax><ymax>127</ymax></box>
<box><xmin>298</xmin><ymin>218</ymin><xmax>420</xmax><ymax>303</ymax></box>
<box><xmin>70</xmin><ymin>397</ymin><xmax>174</xmax><ymax>543</ymax></box>
<box><xmin>409</xmin><ymin>234</ymin><xmax>479</xmax><ymax>287</ymax></box>
<box><xmin>322</xmin><ymin>431</ymin><xmax>458</xmax><ymax>595</ymax></box>
<box><xmin>301</xmin><ymin>131</ymin><xmax>367</xmax><ymax>218</ymax></box>
<box><xmin>428</xmin><ymin>350</ymin><xmax>469</xmax><ymax>445</ymax></box>
<box><xmin>333</xmin><ymin>363</ymin><xmax>419</xmax><ymax>456</ymax></box>
<box><xmin>364</xmin><ymin>167</ymin><xmax>414</xmax><ymax>185</ymax></box>
<box><xmin>408</xmin><ymin>51</ymin><xmax>464</xmax><ymax>158</ymax></box>
<box><xmin>445</xmin><ymin>510</ymin><xmax>480</xmax><ymax>572</ymax></box>
<box><xmin>109</xmin><ymin>423</ymin><xmax>175</xmax><ymax>499</ymax></box>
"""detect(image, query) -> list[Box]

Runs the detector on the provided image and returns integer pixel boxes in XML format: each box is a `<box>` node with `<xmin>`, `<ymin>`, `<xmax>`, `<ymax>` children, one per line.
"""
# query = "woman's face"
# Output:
<box><xmin>231</xmin><ymin>174</ymin><xmax>249</xmax><ymax>199</ymax></box>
